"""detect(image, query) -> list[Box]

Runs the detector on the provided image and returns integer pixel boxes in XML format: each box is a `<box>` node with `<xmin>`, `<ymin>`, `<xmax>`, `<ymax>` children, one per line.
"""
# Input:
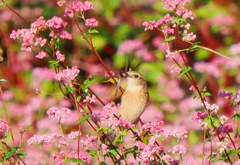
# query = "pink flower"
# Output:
<box><xmin>98</xmin><ymin>144</ymin><xmax>109</xmax><ymax>155</ymax></box>
<box><xmin>64</xmin><ymin>8</ymin><xmax>74</xmax><ymax>18</ymax></box>
<box><xmin>191</xmin><ymin>111</ymin><xmax>208</xmax><ymax>121</ymax></box>
<box><xmin>47</xmin><ymin>107</ymin><xmax>71</xmax><ymax>122</ymax></box>
<box><xmin>216</xmin><ymin>141</ymin><xmax>228</xmax><ymax>153</ymax></box>
<box><xmin>60</xmin><ymin>30</ymin><xmax>72</xmax><ymax>39</ymax></box>
<box><xmin>162</xmin><ymin>0</ymin><xmax>190</xmax><ymax>11</ymax></box>
<box><xmin>142</xmin><ymin>20</ymin><xmax>156</xmax><ymax>31</ymax></box>
<box><xmin>32</xmin><ymin>67</ymin><xmax>56</xmax><ymax>81</ymax></box>
<box><xmin>162</xmin><ymin>26</ymin><xmax>174</xmax><ymax>34</ymax></box>
<box><xmin>117</xmin><ymin>39</ymin><xmax>144</xmax><ymax>55</ymax></box>
<box><xmin>176</xmin><ymin>6</ymin><xmax>194</xmax><ymax>19</ymax></box>
<box><xmin>30</xmin><ymin>16</ymin><xmax>46</xmax><ymax>34</ymax></box>
<box><xmin>78</xmin><ymin>151</ymin><xmax>90</xmax><ymax>164</ymax></box>
<box><xmin>169</xmin><ymin>145</ymin><xmax>187</xmax><ymax>154</ymax></box>
<box><xmin>85</xmin><ymin>18</ymin><xmax>98</xmax><ymax>27</ymax></box>
<box><xmin>80</xmin><ymin>135</ymin><xmax>98</xmax><ymax>149</ymax></box>
<box><xmin>46</xmin><ymin>16</ymin><xmax>67</xmax><ymax>30</ymax></box>
<box><xmin>27</xmin><ymin>133</ymin><xmax>64</xmax><ymax>145</ymax></box>
<box><xmin>0</xmin><ymin>119</ymin><xmax>10</xmax><ymax>139</ymax></box>
<box><xmin>83</xmin><ymin>95</ymin><xmax>96</xmax><ymax>103</ymax></box>
<box><xmin>72</xmin><ymin>1</ymin><xmax>94</xmax><ymax>12</ymax></box>
<box><xmin>56</xmin><ymin>50</ymin><xmax>65</xmax><ymax>61</ymax></box>
<box><xmin>68</xmin><ymin>131</ymin><xmax>80</xmax><ymax>139</ymax></box>
<box><xmin>57</xmin><ymin>0</ymin><xmax>66</xmax><ymax>6</ymax></box>
<box><xmin>217</xmin><ymin>123</ymin><xmax>235</xmax><ymax>135</ymax></box>
<box><xmin>35</xmin><ymin>50</ymin><xmax>48</xmax><ymax>59</ymax></box>
<box><xmin>55</xmin><ymin>66</ymin><xmax>80</xmax><ymax>86</ymax></box>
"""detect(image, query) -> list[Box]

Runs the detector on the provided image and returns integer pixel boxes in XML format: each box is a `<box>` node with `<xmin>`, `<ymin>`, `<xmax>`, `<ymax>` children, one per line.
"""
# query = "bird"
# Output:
<box><xmin>118</xmin><ymin>71</ymin><xmax>149</xmax><ymax>123</ymax></box>
<box><xmin>102</xmin><ymin>70</ymin><xmax>149</xmax><ymax>144</ymax></box>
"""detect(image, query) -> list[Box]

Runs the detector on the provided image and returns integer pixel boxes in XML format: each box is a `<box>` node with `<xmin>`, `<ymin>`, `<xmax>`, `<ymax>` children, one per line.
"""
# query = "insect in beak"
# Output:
<box><xmin>120</xmin><ymin>72</ymin><xmax>128</xmax><ymax>78</ymax></box>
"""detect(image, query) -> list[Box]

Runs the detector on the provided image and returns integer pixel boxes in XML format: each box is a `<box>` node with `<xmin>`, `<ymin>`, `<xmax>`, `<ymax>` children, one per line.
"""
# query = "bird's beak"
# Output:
<box><xmin>120</xmin><ymin>72</ymin><xmax>128</xmax><ymax>78</ymax></box>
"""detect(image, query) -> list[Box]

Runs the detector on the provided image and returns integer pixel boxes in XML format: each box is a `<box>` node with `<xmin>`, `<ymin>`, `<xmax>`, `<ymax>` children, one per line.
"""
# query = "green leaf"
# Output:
<box><xmin>66</xmin><ymin>86</ymin><xmax>75</xmax><ymax>93</ymax></box>
<box><xmin>82</xmin><ymin>77</ymin><xmax>97</xmax><ymax>91</ymax></box>
<box><xmin>100</xmin><ymin>162</ymin><xmax>108</xmax><ymax>165</ymax></box>
<box><xmin>17</xmin><ymin>153</ymin><xmax>27</xmax><ymax>158</ymax></box>
<box><xmin>97</xmin><ymin>127</ymin><xmax>112</xmax><ymax>133</ymax></box>
<box><xmin>88</xmin><ymin>149</ymin><xmax>97</xmax><ymax>156</ymax></box>
<box><xmin>88</xmin><ymin>29</ymin><xmax>99</xmax><ymax>34</ymax></box>
<box><xmin>77</xmin><ymin>114</ymin><xmax>91</xmax><ymax>123</ymax></box>
<box><xmin>0</xmin><ymin>79</ymin><xmax>6</xmax><ymax>82</ymax></box>
<box><xmin>227</xmin><ymin>149</ymin><xmax>240</xmax><ymax>154</ymax></box>
<box><xmin>49</xmin><ymin>60</ymin><xmax>59</xmax><ymax>66</ymax></box>
<box><xmin>231</xmin><ymin>114</ymin><xmax>240</xmax><ymax>120</ymax></box>
<box><xmin>202</xmin><ymin>92</ymin><xmax>212</xmax><ymax>98</ymax></box>
<box><xmin>204</xmin><ymin>137</ymin><xmax>212</xmax><ymax>141</ymax></box>
<box><xmin>178</xmin><ymin>66</ymin><xmax>192</xmax><ymax>79</ymax></box>
<box><xmin>164</xmin><ymin>36</ymin><xmax>176</xmax><ymax>43</ymax></box>
<box><xmin>173</xmin><ymin>17</ymin><xmax>186</xmax><ymax>24</ymax></box>
<box><xmin>77</xmin><ymin>96</ymin><xmax>82</xmax><ymax>102</ymax></box>
<box><xmin>131</xmin><ymin>127</ymin><xmax>139</xmax><ymax>130</ymax></box>
<box><xmin>3</xmin><ymin>147</ymin><xmax>19</xmax><ymax>160</ymax></box>
<box><xmin>187</xmin><ymin>42</ymin><xmax>201</xmax><ymax>53</ymax></box>
<box><xmin>66</xmin><ymin>158</ymin><xmax>84</xmax><ymax>163</ymax></box>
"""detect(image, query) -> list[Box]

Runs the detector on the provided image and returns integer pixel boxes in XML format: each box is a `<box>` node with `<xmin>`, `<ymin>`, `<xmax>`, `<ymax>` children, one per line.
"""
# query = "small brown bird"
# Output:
<box><xmin>102</xmin><ymin>71</ymin><xmax>149</xmax><ymax>144</ymax></box>
<box><xmin>118</xmin><ymin>71</ymin><xmax>149</xmax><ymax>123</ymax></box>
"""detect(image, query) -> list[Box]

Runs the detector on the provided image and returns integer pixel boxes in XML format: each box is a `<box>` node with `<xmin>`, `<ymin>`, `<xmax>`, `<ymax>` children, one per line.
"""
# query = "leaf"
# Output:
<box><xmin>178</xmin><ymin>66</ymin><xmax>192</xmax><ymax>79</ymax></box>
<box><xmin>17</xmin><ymin>153</ymin><xmax>27</xmax><ymax>158</ymax></box>
<box><xmin>88</xmin><ymin>150</ymin><xmax>97</xmax><ymax>156</ymax></box>
<box><xmin>66</xmin><ymin>86</ymin><xmax>75</xmax><ymax>93</ymax></box>
<box><xmin>202</xmin><ymin>92</ymin><xmax>212</xmax><ymax>98</ymax></box>
<box><xmin>164</xmin><ymin>36</ymin><xmax>176</xmax><ymax>43</ymax></box>
<box><xmin>97</xmin><ymin>126</ymin><xmax>112</xmax><ymax>133</ymax></box>
<box><xmin>100</xmin><ymin>162</ymin><xmax>108</xmax><ymax>165</ymax></box>
<box><xmin>49</xmin><ymin>60</ymin><xmax>59</xmax><ymax>66</ymax></box>
<box><xmin>66</xmin><ymin>158</ymin><xmax>84</xmax><ymax>163</ymax></box>
<box><xmin>88</xmin><ymin>29</ymin><xmax>99</xmax><ymax>34</ymax></box>
<box><xmin>3</xmin><ymin>147</ymin><xmax>19</xmax><ymax>160</ymax></box>
<box><xmin>204</xmin><ymin>137</ymin><xmax>212</xmax><ymax>141</ymax></box>
<box><xmin>82</xmin><ymin>78</ymin><xmax>97</xmax><ymax>91</ymax></box>
<box><xmin>231</xmin><ymin>114</ymin><xmax>240</xmax><ymax>120</ymax></box>
<box><xmin>77</xmin><ymin>114</ymin><xmax>91</xmax><ymax>123</ymax></box>
<box><xmin>227</xmin><ymin>149</ymin><xmax>240</xmax><ymax>154</ymax></box>
<box><xmin>187</xmin><ymin>42</ymin><xmax>201</xmax><ymax>53</ymax></box>
<box><xmin>173</xmin><ymin>17</ymin><xmax>186</xmax><ymax>24</ymax></box>
<box><xmin>77</xmin><ymin>96</ymin><xmax>81</xmax><ymax>102</ymax></box>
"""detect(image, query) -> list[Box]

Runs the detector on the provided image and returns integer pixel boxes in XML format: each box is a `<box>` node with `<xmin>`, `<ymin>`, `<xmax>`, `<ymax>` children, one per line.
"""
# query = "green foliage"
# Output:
<box><xmin>77</xmin><ymin>114</ymin><xmax>92</xmax><ymax>123</ymax></box>
<box><xmin>178</xmin><ymin>66</ymin><xmax>192</xmax><ymax>79</ymax></box>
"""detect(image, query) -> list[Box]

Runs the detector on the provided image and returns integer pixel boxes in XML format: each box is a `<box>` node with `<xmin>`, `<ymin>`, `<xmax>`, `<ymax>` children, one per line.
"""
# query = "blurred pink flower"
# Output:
<box><xmin>55</xmin><ymin>66</ymin><xmax>80</xmax><ymax>86</ymax></box>
<box><xmin>230</xmin><ymin>42</ymin><xmax>240</xmax><ymax>55</ymax></box>
<box><xmin>56</xmin><ymin>50</ymin><xmax>65</xmax><ymax>61</ymax></box>
<box><xmin>35</xmin><ymin>50</ymin><xmax>48</xmax><ymax>59</ymax></box>
<box><xmin>47</xmin><ymin>107</ymin><xmax>72</xmax><ymax>122</ymax></box>
<box><xmin>0</xmin><ymin>118</ymin><xmax>10</xmax><ymax>139</ymax></box>
<box><xmin>169</xmin><ymin>144</ymin><xmax>187</xmax><ymax>154</ymax></box>
<box><xmin>32</xmin><ymin>67</ymin><xmax>56</xmax><ymax>81</ymax></box>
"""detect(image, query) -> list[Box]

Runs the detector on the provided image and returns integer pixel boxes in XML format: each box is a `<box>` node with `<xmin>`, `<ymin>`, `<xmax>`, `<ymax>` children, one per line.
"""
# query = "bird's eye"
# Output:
<box><xmin>134</xmin><ymin>74</ymin><xmax>139</xmax><ymax>78</ymax></box>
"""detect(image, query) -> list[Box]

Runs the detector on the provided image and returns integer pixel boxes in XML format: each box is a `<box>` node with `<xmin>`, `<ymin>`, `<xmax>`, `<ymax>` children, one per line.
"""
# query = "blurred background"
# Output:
<box><xmin>0</xmin><ymin>0</ymin><xmax>240</xmax><ymax>164</ymax></box>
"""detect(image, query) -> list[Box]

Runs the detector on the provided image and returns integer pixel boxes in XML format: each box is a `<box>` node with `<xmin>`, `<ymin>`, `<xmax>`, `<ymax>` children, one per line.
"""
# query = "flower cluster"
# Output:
<box><xmin>55</xmin><ymin>66</ymin><xmax>80</xmax><ymax>86</ymax></box>
<box><xmin>83</xmin><ymin>95</ymin><xmax>96</xmax><ymax>104</ymax></box>
<box><xmin>10</xmin><ymin>16</ymin><xmax>72</xmax><ymax>53</ymax></box>
<box><xmin>219</xmin><ymin>90</ymin><xmax>240</xmax><ymax>106</ymax></box>
<box><xmin>117</xmin><ymin>39</ymin><xmax>154</xmax><ymax>61</ymax></box>
<box><xmin>52</xmin><ymin>149</ymin><xmax>90</xmax><ymax>164</ymax></box>
<box><xmin>27</xmin><ymin>133</ymin><xmax>66</xmax><ymax>146</ymax></box>
<box><xmin>0</xmin><ymin>119</ymin><xmax>10</xmax><ymax>139</ymax></box>
<box><xmin>47</xmin><ymin>107</ymin><xmax>72</xmax><ymax>122</ymax></box>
